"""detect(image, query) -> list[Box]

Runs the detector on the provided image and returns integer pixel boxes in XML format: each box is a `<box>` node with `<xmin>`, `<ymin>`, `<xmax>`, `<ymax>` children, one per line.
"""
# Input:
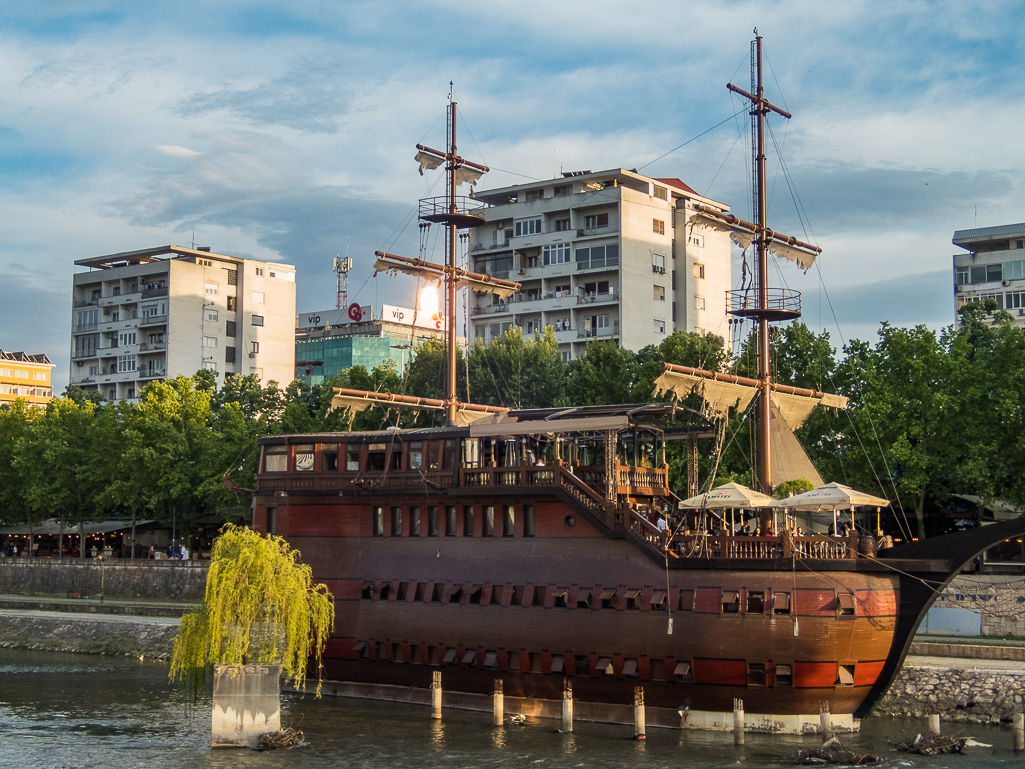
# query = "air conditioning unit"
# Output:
<box><xmin>248</xmin><ymin>352</ymin><xmax>256</xmax><ymax>358</ymax></box>
<box><xmin>1003</xmin><ymin>280</ymin><xmax>1011</xmax><ymax>286</ymax></box>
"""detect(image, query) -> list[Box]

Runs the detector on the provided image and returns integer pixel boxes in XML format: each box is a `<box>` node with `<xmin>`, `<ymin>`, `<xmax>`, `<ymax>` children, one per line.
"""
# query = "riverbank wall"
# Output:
<box><xmin>0</xmin><ymin>609</ymin><xmax>179</xmax><ymax>660</ymax></box>
<box><xmin>0</xmin><ymin>558</ymin><xmax>208</xmax><ymax>600</ymax></box>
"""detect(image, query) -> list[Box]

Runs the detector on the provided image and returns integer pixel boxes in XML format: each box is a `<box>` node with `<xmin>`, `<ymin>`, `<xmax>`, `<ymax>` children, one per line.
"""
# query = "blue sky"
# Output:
<box><xmin>2</xmin><ymin>0</ymin><xmax>1023</xmax><ymax>391</ymax></box>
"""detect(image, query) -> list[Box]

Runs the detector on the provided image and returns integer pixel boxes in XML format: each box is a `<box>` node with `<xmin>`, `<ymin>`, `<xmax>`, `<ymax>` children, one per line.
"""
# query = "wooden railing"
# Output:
<box><xmin>663</xmin><ymin>532</ymin><xmax>858</xmax><ymax>561</ymax></box>
<box><xmin>617</xmin><ymin>465</ymin><xmax>668</xmax><ymax>491</ymax></box>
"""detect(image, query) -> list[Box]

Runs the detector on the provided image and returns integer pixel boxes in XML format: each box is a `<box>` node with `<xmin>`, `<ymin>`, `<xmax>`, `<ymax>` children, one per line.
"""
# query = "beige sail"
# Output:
<box><xmin>652</xmin><ymin>371</ymin><xmax>757</xmax><ymax>419</ymax></box>
<box><xmin>770</xmin><ymin>403</ymin><xmax>824</xmax><ymax>486</ymax></box>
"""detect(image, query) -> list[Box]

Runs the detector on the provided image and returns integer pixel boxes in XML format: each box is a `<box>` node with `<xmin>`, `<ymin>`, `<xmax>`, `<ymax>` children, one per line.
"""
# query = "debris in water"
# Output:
<box><xmin>794</xmin><ymin>737</ymin><xmax>880</xmax><ymax>765</ymax></box>
<box><xmin>892</xmin><ymin>732</ymin><xmax>970</xmax><ymax>755</ymax></box>
<box><xmin>256</xmin><ymin>728</ymin><xmax>303</xmax><ymax>750</ymax></box>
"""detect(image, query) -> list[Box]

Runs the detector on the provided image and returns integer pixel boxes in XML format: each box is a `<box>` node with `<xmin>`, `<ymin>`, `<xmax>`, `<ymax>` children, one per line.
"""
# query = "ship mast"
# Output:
<box><xmin>725</xmin><ymin>31</ymin><xmax>798</xmax><ymax>495</ymax></box>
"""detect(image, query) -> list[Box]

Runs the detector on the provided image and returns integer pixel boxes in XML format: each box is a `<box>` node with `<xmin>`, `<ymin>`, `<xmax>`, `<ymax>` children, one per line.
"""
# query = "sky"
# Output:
<box><xmin>2</xmin><ymin>0</ymin><xmax>1023</xmax><ymax>392</ymax></box>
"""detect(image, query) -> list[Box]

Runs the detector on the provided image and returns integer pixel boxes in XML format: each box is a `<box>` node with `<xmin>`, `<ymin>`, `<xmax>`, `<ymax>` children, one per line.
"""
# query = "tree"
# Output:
<box><xmin>0</xmin><ymin>402</ymin><xmax>38</xmax><ymax>529</ymax></box>
<box><xmin>170</xmin><ymin>525</ymin><xmax>334</xmax><ymax>696</ymax></box>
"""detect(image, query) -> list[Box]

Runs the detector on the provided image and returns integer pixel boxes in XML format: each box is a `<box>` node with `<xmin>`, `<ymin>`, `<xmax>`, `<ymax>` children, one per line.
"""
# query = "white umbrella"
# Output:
<box><xmin>774</xmin><ymin>482</ymin><xmax>889</xmax><ymax>511</ymax></box>
<box><xmin>678</xmin><ymin>482</ymin><xmax>776</xmax><ymax>510</ymax></box>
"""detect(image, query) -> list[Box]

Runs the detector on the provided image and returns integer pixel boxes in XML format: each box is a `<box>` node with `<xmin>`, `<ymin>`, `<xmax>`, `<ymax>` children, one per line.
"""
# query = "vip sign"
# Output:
<box><xmin>382</xmin><ymin>304</ymin><xmax>447</xmax><ymax>331</ymax></box>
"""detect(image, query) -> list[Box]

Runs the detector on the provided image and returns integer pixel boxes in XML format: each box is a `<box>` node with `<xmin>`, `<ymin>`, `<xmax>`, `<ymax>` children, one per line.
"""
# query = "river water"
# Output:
<box><xmin>0</xmin><ymin>648</ymin><xmax>1019</xmax><ymax>769</ymax></box>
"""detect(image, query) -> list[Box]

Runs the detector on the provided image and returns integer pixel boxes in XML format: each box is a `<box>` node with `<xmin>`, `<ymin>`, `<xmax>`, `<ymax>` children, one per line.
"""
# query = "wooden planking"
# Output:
<box><xmin>693</xmin><ymin>658</ymin><xmax>747</xmax><ymax>686</ymax></box>
<box><xmin>288</xmin><ymin>505</ymin><xmax>360</xmax><ymax>537</ymax></box>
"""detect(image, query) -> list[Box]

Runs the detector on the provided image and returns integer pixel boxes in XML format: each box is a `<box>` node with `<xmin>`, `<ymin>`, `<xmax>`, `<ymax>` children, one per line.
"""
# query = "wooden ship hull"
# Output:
<box><xmin>252</xmin><ymin>427</ymin><xmax>1025</xmax><ymax>732</ymax></box>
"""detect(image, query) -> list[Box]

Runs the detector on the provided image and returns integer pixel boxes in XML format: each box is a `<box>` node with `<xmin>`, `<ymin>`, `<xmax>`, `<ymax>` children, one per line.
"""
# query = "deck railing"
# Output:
<box><xmin>659</xmin><ymin>532</ymin><xmax>858</xmax><ymax>560</ymax></box>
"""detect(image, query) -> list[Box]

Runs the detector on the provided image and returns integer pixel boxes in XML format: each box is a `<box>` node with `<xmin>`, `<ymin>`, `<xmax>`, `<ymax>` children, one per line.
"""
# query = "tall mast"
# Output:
<box><xmin>726</xmin><ymin>30</ymin><xmax>797</xmax><ymax>495</ymax></box>
<box><xmin>446</xmin><ymin>99</ymin><xmax>459</xmax><ymax>425</ymax></box>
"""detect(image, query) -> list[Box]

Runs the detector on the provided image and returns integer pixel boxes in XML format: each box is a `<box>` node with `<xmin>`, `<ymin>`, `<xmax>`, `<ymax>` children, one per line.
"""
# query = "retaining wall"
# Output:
<box><xmin>0</xmin><ymin>559</ymin><xmax>208</xmax><ymax>600</ymax></box>
<box><xmin>0</xmin><ymin>610</ymin><xmax>179</xmax><ymax>660</ymax></box>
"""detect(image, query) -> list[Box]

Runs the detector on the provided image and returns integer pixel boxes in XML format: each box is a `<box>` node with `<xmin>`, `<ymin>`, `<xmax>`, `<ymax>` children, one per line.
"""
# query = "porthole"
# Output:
<box><xmin>564</xmin><ymin>515</ymin><xmax>576</xmax><ymax>529</ymax></box>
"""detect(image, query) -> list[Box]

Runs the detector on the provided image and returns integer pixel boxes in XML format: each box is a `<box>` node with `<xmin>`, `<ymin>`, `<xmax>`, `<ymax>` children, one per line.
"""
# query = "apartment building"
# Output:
<box><xmin>953</xmin><ymin>222</ymin><xmax>1025</xmax><ymax>327</ymax></box>
<box><xmin>70</xmin><ymin>245</ymin><xmax>296</xmax><ymax>400</ymax></box>
<box><xmin>295</xmin><ymin>304</ymin><xmax>452</xmax><ymax>385</ymax></box>
<box><xmin>467</xmin><ymin>169</ymin><xmax>732</xmax><ymax>360</ymax></box>
<box><xmin>0</xmin><ymin>350</ymin><xmax>55</xmax><ymax>408</ymax></box>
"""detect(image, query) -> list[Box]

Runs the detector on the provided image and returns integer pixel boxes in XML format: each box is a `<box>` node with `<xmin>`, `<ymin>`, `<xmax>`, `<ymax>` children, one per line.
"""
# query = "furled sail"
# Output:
<box><xmin>454</xmin><ymin>166</ymin><xmax>484</xmax><ymax>187</ymax></box>
<box><xmin>653</xmin><ymin>371</ymin><xmax>757</xmax><ymax>419</ymax></box>
<box><xmin>689</xmin><ymin>205</ymin><xmax>821</xmax><ymax>271</ymax></box>
<box><xmin>373</xmin><ymin>251</ymin><xmax>520</xmax><ymax>299</ymax></box>
<box><xmin>415</xmin><ymin>150</ymin><xmax>445</xmax><ymax>175</ymax></box>
<box><xmin>327</xmin><ymin>387</ymin><xmax>509</xmax><ymax>426</ymax></box>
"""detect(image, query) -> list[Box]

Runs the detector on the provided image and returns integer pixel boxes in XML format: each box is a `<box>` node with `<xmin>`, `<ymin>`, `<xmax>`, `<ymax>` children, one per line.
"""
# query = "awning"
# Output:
<box><xmin>484</xmin><ymin>651</ymin><xmax>498</xmax><ymax>668</ymax></box>
<box><xmin>575</xmin><ymin>588</ymin><xmax>592</xmax><ymax>603</ymax></box>
<box><xmin>597</xmin><ymin>657</ymin><xmax>613</xmax><ymax>673</ymax></box>
<box><xmin>462</xmin><ymin>650</ymin><xmax>477</xmax><ymax>665</ymax></box>
<box><xmin>354</xmin><ymin>641</ymin><xmax>367</xmax><ymax>652</ymax></box>
<box><xmin>625</xmin><ymin>589</ymin><xmax>641</xmax><ymax>599</ymax></box>
<box><xmin>837</xmin><ymin>593</ymin><xmax>856</xmax><ymax>613</ymax></box>
<box><xmin>674</xmin><ymin>661</ymin><xmax>691</xmax><ymax>676</ymax></box>
<box><xmin>774</xmin><ymin>592</ymin><xmax>790</xmax><ymax>610</ymax></box>
<box><xmin>837</xmin><ymin>665</ymin><xmax>854</xmax><ymax>685</ymax></box>
<box><xmin>470</xmin><ymin>415</ymin><xmax>629</xmax><ymax>437</ymax></box>
<box><xmin>0</xmin><ymin>519</ymin><xmax>158</xmax><ymax>536</ymax></box>
<box><xmin>551</xmin><ymin>656</ymin><xmax>565</xmax><ymax>673</ymax></box>
<box><xmin>599</xmin><ymin>589</ymin><xmax>617</xmax><ymax>600</ymax></box>
<box><xmin>650</xmin><ymin>590</ymin><xmax>667</xmax><ymax>606</ymax></box>
<box><xmin>553</xmin><ymin>588</ymin><xmax>569</xmax><ymax>599</ymax></box>
<box><xmin>623</xmin><ymin>659</ymin><xmax>638</xmax><ymax>676</ymax></box>
<box><xmin>443</xmin><ymin>648</ymin><xmax>457</xmax><ymax>664</ymax></box>
<box><xmin>722</xmin><ymin>591</ymin><xmax>739</xmax><ymax>604</ymax></box>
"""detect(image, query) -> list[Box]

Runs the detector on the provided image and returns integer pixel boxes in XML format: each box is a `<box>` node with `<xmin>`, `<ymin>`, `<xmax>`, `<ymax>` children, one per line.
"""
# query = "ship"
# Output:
<box><xmin>251</xmin><ymin>35</ymin><xmax>1025</xmax><ymax>732</ymax></box>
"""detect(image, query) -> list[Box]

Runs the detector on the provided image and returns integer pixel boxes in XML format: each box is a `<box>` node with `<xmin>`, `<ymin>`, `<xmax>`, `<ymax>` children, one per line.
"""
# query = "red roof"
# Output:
<box><xmin>654</xmin><ymin>177</ymin><xmax>698</xmax><ymax>196</ymax></box>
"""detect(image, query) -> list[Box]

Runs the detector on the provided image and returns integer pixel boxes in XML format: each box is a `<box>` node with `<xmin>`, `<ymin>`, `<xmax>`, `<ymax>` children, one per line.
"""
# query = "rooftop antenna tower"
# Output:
<box><xmin>334</xmin><ymin>247</ymin><xmax>353</xmax><ymax>309</ymax></box>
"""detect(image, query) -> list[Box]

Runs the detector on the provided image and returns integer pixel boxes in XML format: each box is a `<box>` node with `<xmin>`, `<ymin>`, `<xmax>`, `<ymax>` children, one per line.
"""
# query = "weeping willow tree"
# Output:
<box><xmin>170</xmin><ymin>525</ymin><xmax>335</xmax><ymax>696</ymax></box>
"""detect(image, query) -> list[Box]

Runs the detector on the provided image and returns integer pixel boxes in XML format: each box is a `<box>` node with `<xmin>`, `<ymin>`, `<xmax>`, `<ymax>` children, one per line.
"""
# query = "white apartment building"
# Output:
<box><xmin>467</xmin><ymin>169</ymin><xmax>732</xmax><ymax>360</ymax></box>
<box><xmin>953</xmin><ymin>222</ymin><xmax>1025</xmax><ymax>327</ymax></box>
<box><xmin>70</xmin><ymin>245</ymin><xmax>296</xmax><ymax>400</ymax></box>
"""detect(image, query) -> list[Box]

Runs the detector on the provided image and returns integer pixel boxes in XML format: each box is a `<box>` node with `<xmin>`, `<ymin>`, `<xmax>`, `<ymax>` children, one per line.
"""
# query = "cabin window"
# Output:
<box><xmin>391</xmin><ymin>507</ymin><xmax>403</xmax><ymax>536</ymax></box>
<box><xmin>367</xmin><ymin>443</ymin><xmax>386</xmax><ymax>471</ymax></box>
<box><xmin>775</xmin><ymin>664</ymin><xmax>793</xmax><ymax>686</ymax></box>
<box><xmin>397</xmin><ymin>582</ymin><xmax>409</xmax><ymax>600</ymax></box>
<box><xmin>448</xmin><ymin>585</ymin><xmax>463</xmax><ymax>603</ymax></box>
<box><xmin>469</xmin><ymin>585</ymin><xmax>483</xmax><ymax>604</ymax></box>
<box><xmin>266</xmin><ymin>508</ymin><xmax>276</xmax><ymax>536</ymax></box>
<box><xmin>747</xmin><ymin>591</ymin><xmax>765</xmax><ymax>614</ymax></box>
<box><xmin>463</xmin><ymin>506</ymin><xmax>475</xmax><ymax>537</ymax></box>
<box><xmin>414</xmin><ymin>583</ymin><xmax>427</xmax><ymax>601</ymax></box>
<box><xmin>445</xmin><ymin>507</ymin><xmax>457</xmax><ymax>537</ymax></box>
<box><xmin>529</xmin><ymin>653</ymin><xmax>543</xmax><ymax>673</ymax></box>
<box><xmin>679</xmin><ymin>589</ymin><xmax>694</xmax><ymax>611</ymax></box>
<box><xmin>502</xmin><ymin>506</ymin><xmax>515</xmax><ymax>537</ymax></box>
<box><xmin>574</xmin><ymin>655</ymin><xmax>590</xmax><ymax>675</ymax></box>
<box><xmin>321</xmin><ymin>444</ymin><xmax>339</xmax><ymax>471</ymax></box>
<box><xmin>393</xmin><ymin>643</ymin><xmax>404</xmax><ymax>663</ymax></box>
<box><xmin>532</xmin><ymin>586</ymin><xmax>546</xmax><ymax>606</ymax></box>
<box><xmin>408</xmin><ymin>441</ymin><xmax>423</xmax><ymax>470</ymax></box>
<box><xmin>463</xmin><ymin>438</ymin><xmax>480</xmax><ymax>468</ymax></box>
<box><xmin>625</xmin><ymin>589</ymin><xmax>642</xmax><ymax>610</ymax></box>
<box><xmin>491</xmin><ymin>585</ymin><xmax>503</xmax><ymax>604</ymax></box>
<box><xmin>428</xmin><ymin>646</ymin><xmax>441</xmax><ymax>665</ymax></box>
<box><xmin>773</xmin><ymin>592</ymin><xmax>791</xmax><ymax>614</ymax></box>
<box><xmin>722</xmin><ymin>590</ymin><xmax>740</xmax><ymax>613</ymax></box>
<box><xmin>523</xmin><ymin>505</ymin><xmax>536</xmax><ymax>537</ymax></box>
<box><xmin>837</xmin><ymin>593</ymin><xmax>856</xmax><ymax>617</ymax></box>
<box><xmin>551</xmin><ymin>655</ymin><xmax>565</xmax><ymax>674</ymax></box>
<box><xmin>507</xmin><ymin>652</ymin><xmax>521</xmax><ymax>671</ymax></box>
<box><xmin>345</xmin><ymin>445</ymin><xmax>360</xmax><ymax>471</ymax></box>
<box><xmin>410</xmin><ymin>645</ymin><xmax>423</xmax><ymax>664</ymax></box>
<box><xmin>427</xmin><ymin>442</ymin><xmax>441</xmax><ymax>469</ymax></box>
<box><xmin>597</xmin><ymin>657</ymin><xmax>614</xmax><ymax>676</ymax></box>
<box><xmin>360</xmin><ymin>581</ymin><xmax>373</xmax><ymax>600</ymax></box>
<box><xmin>674</xmin><ymin>660</ymin><xmax>693</xmax><ymax>682</ymax></box>
<box><xmin>553</xmin><ymin>588</ymin><xmax>569</xmax><ymax>608</ymax></box>
<box><xmin>293</xmin><ymin>444</ymin><xmax>314</xmax><ymax>472</ymax></box>
<box><xmin>410</xmin><ymin>507</ymin><xmax>421</xmax><ymax>537</ymax></box>
<box><xmin>444</xmin><ymin>439</ymin><xmax>458</xmax><ymax>469</ymax></box>
<box><xmin>482</xmin><ymin>506</ymin><xmax>495</xmax><ymax>537</ymax></box>
<box><xmin>650</xmin><ymin>659</ymin><xmax>666</xmax><ymax>680</ymax></box>
<box><xmin>428</xmin><ymin>506</ymin><xmax>439</xmax><ymax>537</ymax></box>
<box><xmin>443</xmin><ymin>648</ymin><xmax>457</xmax><ymax>665</ymax></box>
<box><xmin>379</xmin><ymin>582</ymin><xmax>391</xmax><ymax>600</ymax></box>
<box><xmin>355</xmin><ymin>640</ymin><xmax>369</xmax><ymax>659</ymax></box>
<box><xmin>650</xmin><ymin>590</ymin><xmax>668</xmax><ymax>611</ymax></box>
<box><xmin>463</xmin><ymin>650</ymin><xmax>477</xmax><ymax>666</ymax></box>
<box><xmin>372</xmin><ymin>507</ymin><xmax>384</xmax><ymax>536</ymax></box>
<box><xmin>431</xmin><ymin>583</ymin><xmax>445</xmax><ymax>602</ymax></box>
<box><xmin>599</xmin><ymin>588</ymin><xmax>618</xmax><ymax>609</ymax></box>
<box><xmin>836</xmin><ymin>665</ymin><xmax>855</xmax><ymax>687</ymax></box>
<box><xmin>748</xmin><ymin>662</ymin><xmax>766</xmax><ymax>686</ymax></box>
<box><xmin>511</xmin><ymin>585</ymin><xmax>525</xmax><ymax>605</ymax></box>
<box><xmin>576</xmin><ymin>588</ymin><xmax>592</xmax><ymax>609</ymax></box>
<box><xmin>484</xmin><ymin>651</ymin><xmax>499</xmax><ymax>669</ymax></box>
<box><xmin>390</xmin><ymin>448</ymin><xmax>402</xmax><ymax>471</ymax></box>
<box><xmin>375</xmin><ymin>642</ymin><xmax>388</xmax><ymax>660</ymax></box>
<box><xmin>264</xmin><ymin>445</ymin><xmax>287</xmax><ymax>472</ymax></box>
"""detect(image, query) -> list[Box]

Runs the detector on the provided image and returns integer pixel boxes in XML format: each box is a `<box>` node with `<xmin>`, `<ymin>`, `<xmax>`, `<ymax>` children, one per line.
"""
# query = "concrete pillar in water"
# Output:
<box><xmin>634</xmin><ymin>686</ymin><xmax>646</xmax><ymax>740</ymax></box>
<box><xmin>493</xmin><ymin>680</ymin><xmax>504</xmax><ymax>727</ymax></box>
<box><xmin>431</xmin><ymin>670</ymin><xmax>442</xmax><ymax>720</ymax></box>
<box><xmin>928</xmin><ymin>714</ymin><xmax>941</xmax><ymax>735</ymax></box>
<box><xmin>1014</xmin><ymin>711</ymin><xmax>1024</xmax><ymax>751</ymax></box>
<box><xmin>211</xmin><ymin>664</ymin><xmax>281</xmax><ymax>749</ymax></box>
<box><xmin>819</xmin><ymin>701</ymin><xmax>832</xmax><ymax>741</ymax></box>
<box><xmin>734</xmin><ymin>698</ymin><xmax>744</xmax><ymax>746</ymax></box>
<box><xmin>562</xmin><ymin>679</ymin><xmax>573</xmax><ymax>733</ymax></box>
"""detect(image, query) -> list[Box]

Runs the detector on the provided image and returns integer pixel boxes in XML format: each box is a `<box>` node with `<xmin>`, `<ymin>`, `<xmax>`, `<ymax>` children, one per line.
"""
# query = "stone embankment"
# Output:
<box><xmin>0</xmin><ymin>609</ymin><xmax>179</xmax><ymax>660</ymax></box>
<box><xmin>0</xmin><ymin>558</ymin><xmax>207</xmax><ymax>600</ymax></box>
<box><xmin>872</xmin><ymin>654</ymin><xmax>1025</xmax><ymax>724</ymax></box>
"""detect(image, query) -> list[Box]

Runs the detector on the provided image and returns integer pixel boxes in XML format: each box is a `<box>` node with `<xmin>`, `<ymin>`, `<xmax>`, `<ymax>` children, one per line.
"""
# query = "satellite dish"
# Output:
<box><xmin>348</xmin><ymin>303</ymin><xmax>363</xmax><ymax>322</ymax></box>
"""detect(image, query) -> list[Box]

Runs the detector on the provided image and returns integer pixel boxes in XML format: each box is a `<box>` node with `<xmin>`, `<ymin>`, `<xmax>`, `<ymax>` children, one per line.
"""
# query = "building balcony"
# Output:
<box><xmin>142</xmin><ymin>286</ymin><xmax>168</xmax><ymax>299</ymax></box>
<box><xmin>98</xmin><ymin>346</ymin><xmax>119</xmax><ymax>358</ymax></box>
<box><xmin>71</xmin><ymin>350</ymin><xmax>98</xmax><ymax>361</ymax></box>
<box><xmin>576</xmin><ymin>255</ymin><xmax>620</xmax><ymax>272</ymax></box>
<box><xmin>72</xmin><ymin>323</ymin><xmax>99</xmax><ymax>334</ymax></box>
<box><xmin>576</xmin><ymin>226</ymin><xmax>618</xmax><ymax>239</ymax></box>
<box><xmin>577</xmin><ymin>327</ymin><xmax>617</xmax><ymax>341</ymax></box>
<box><xmin>472</xmin><ymin>304</ymin><xmax>514</xmax><ymax>318</ymax></box>
<box><xmin>138</xmin><ymin>342</ymin><xmax>167</xmax><ymax>353</ymax></box>
<box><xmin>137</xmin><ymin>368</ymin><xmax>166</xmax><ymax>380</ymax></box>
<box><xmin>470</xmin><ymin>240</ymin><xmax>512</xmax><ymax>253</ymax></box>
<box><xmin>138</xmin><ymin>314</ymin><xmax>168</xmax><ymax>328</ymax></box>
<box><xmin>577</xmin><ymin>290</ymin><xmax>617</xmax><ymax>306</ymax></box>
<box><xmin>73</xmin><ymin>298</ymin><xmax>99</xmax><ymax>308</ymax></box>
<box><xmin>69</xmin><ymin>374</ymin><xmax>96</xmax><ymax>385</ymax></box>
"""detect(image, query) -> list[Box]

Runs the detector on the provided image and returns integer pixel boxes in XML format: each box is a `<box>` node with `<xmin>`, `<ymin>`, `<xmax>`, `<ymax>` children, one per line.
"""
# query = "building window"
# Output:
<box><xmin>117</xmin><ymin>354</ymin><xmax>136</xmax><ymax>373</ymax></box>
<box><xmin>653</xmin><ymin>185</ymin><xmax>667</xmax><ymax>200</ymax></box>
<box><xmin>561</xmin><ymin>351</ymin><xmax>570</xmax><ymax>362</ymax></box>
<box><xmin>652</xmin><ymin>253</ymin><xmax>666</xmax><ymax>274</ymax></box>
<box><xmin>694</xmin><ymin>263</ymin><xmax>705</xmax><ymax>279</ymax></box>
<box><xmin>205</xmin><ymin>309</ymin><xmax>218</xmax><ymax>322</ymax></box>
<box><xmin>523</xmin><ymin>505</ymin><xmax>536</xmax><ymax>537</ymax></box>
<box><xmin>554</xmin><ymin>185</ymin><xmax>569</xmax><ymax>197</ymax></box>
<box><xmin>654</xmin><ymin>286</ymin><xmax>665</xmax><ymax>301</ymax></box>
<box><xmin>463</xmin><ymin>506</ymin><xmax>475</xmax><ymax>537</ymax></box>
<box><xmin>203</xmin><ymin>336</ymin><xmax>218</xmax><ymax>348</ymax></box>
<box><xmin>251</xmin><ymin>341</ymin><xmax>260</xmax><ymax>355</ymax></box>
<box><xmin>584</xmin><ymin>213</ymin><xmax>609</xmax><ymax>230</ymax></box>
<box><xmin>515</xmin><ymin>218</ymin><xmax>542</xmax><ymax>237</ymax></box>
<box><xmin>526</xmin><ymin>190</ymin><xmax>543</xmax><ymax>201</ymax></box>
<box><xmin>255</xmin><ymin>267</ymin><xmax>264</xmax><ymax>277</ymax></box>
<box><xmin>252</xmin><ymin>315</ymin><xmax>264</xmax><ymax>326</ymax></box>
<box><xmin>1007</xmin><ymin>291</ymin><xmax>1025</xmax><ymax>310</ymax></box>
<box><xmin>225</xmin><ymin>347</ymin><xmax>236</xmax><ymax>364</ymax></box>
<box><xmin>204</xmin><ymin>281</ymin><xmax>219</xmax><ymax>296</ymax></box>
<box><xmin>252</xmin><ymin>291</ymin><xmax>265</xmax><ymax>304</ymax></box>
<box><xmin>119</xmin><ymin>331</ymin><xmax>136</xmax><ymax>346</ymax></box>
<box><xmin>225</xmin><ymin>320</ymin><xmax>236</xmax><ymax>337</ymax></box>
<box><xmin>672</xmin><ymin>301</ymin><xmax>677</xmax><ymax>322</ymax></box>
<box><xmin>203</xmin><ymin>361</ymin><xmax>217</xmax><ymax>372</ymax></box>
<box><xmin>543</xmin><ymin>243</ymin><xmax>572</xmax><ymax>265</ymax></box>
<box><xmin>227</xmin><ymin>296</ymin><xmax>237</xmax><ymax>311</ymax></box>
<box><xmin>689</xmin><ymin>233</ymin><xmax>704</xmax><ymax>247</ymax></box>
<box><xmin>653</xmin><ymin>218</ymin><xmax>665</xmax><ymax>235</ymax></box>
<box><xmin>694</xmin><ymin>296</ymin><xmax>706</xmax><ymax>311</ymax></box>
<box><xmin>654</xmin><ymin>319</ymin><xmax>666</xmax><ymax>334</ymax></box>
<box><xmin>554</xmin><ymin>218</ymin><xmax>571</xmax><ymax>231</ymax></box>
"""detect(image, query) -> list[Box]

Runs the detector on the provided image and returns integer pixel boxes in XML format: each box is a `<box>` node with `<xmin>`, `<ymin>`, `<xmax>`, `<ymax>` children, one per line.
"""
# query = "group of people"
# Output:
<box><xmin>147</xmin><ymin>544</ymin><xmax>190</xmax><ymax>560</ymax></box>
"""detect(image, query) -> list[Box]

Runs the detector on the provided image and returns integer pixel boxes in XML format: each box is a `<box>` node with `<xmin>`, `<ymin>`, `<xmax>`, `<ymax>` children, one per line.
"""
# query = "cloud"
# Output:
<box><xmin>816</xmin><ymin>269</ymin><xmax>954</xmax><ymax>330</ymax></box>
<box><xmin>154</xmin><ymin>144</ymin><xmax>202</xmax><ymax>158</ymax></box>
<box><xmin>175</xmin><ymin>58</ymin><xmax>353</xmax><ymax>133</ymax></box>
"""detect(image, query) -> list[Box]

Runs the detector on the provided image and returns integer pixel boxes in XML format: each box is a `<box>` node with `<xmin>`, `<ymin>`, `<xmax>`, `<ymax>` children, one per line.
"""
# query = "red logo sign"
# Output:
<box><xmin>348</xmin><ymin>303</ymin><xmax>363</xmax><ymax>322</ymax></box>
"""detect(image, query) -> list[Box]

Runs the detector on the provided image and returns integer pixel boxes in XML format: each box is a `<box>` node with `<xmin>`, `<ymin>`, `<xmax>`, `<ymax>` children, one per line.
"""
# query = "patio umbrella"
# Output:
<box><xmin>678</xmin><ymin>482</ymin><xmax>776</xmax><ymax>509</ymax></box>
<box><xmin>774</xmin><ymin>482</ymin><xmax>889</xmax><ymax>534</ymax></box>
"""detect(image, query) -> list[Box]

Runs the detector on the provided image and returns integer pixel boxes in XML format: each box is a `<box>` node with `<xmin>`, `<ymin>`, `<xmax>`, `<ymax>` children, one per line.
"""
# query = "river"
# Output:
<box><xmin>0</xmin><ymin>648</ymin><xmax>1017</xmax><ymax>768</ymax></box>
